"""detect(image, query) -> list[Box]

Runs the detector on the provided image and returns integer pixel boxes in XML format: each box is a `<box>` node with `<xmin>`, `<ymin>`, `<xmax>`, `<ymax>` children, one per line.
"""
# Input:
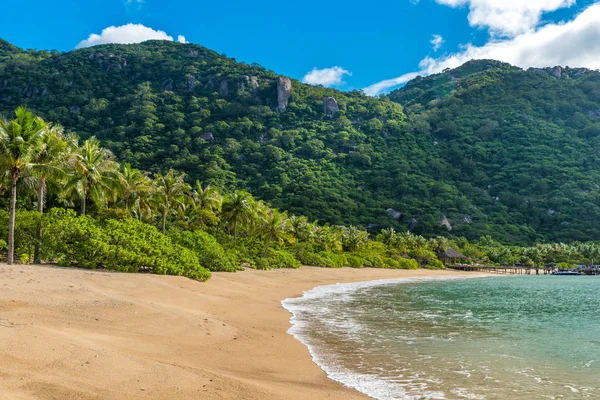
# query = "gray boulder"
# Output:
<box><xmin>408</xmin><ymin>218</ymin><xmax>418</xmax><ymax>231</ymax></box>
<box><xmin>551</xmin><ymin>66</ymin><xmax>564</xmax><ymax>78</ymax></box>
<box><xmin>249</xmin><ymin>76</ymin><xmax>259</xmax><ymax>90</ymax></box>
<box><xmin>277</xmin><ymin>76</ymin><xmax>292</xmax><ymax>111</ymax></box>
<box><xmin>323</xmin><ymin>97</ymin><xmax>339</xmax><ymax>115</ymax></box>
<box><xmin>441</xmin><ymin>216</ymin><xmax>452</xmax><ymax>231</ymax></box>
<box><xmin>219</xmin><ymin>79</ymin><xmax>229</xmax><ymax>96</ymax></box>
<box><xmin>200</xmin><ymin>132</ymin><xmax>215</xmax><ymax>142</ymax></box>
<box><xmin>386</xmin><ymin>208</ymin><xmax>402</xmax><ymax>220</ymax></box>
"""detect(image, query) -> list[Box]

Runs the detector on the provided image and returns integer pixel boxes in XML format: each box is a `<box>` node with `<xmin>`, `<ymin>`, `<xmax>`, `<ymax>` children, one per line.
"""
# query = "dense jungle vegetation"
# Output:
<box><xmin>2</xmin><ymin>39</ymin><xmax>600</xmax><ymax>245</ymax></box>
<box><xmin>2</xmin><ymin>107</ymin><xmax>599</xmax><ymax>279</ymax></box>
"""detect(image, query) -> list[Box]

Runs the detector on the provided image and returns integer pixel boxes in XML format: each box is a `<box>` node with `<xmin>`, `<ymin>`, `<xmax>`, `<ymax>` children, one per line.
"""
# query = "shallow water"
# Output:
<box><xmin>283</xmin><ymin>276</ymin><xmax>600</xmax><ymax>399</ymax></box>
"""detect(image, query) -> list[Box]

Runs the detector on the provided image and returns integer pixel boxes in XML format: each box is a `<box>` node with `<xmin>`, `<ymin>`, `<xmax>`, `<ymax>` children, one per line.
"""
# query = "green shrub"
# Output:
<box><xmin>0</xmin><ymin>239</ymin><xmax>6</xmax><ymax>254</ymax></box>
<box><xmin>396</xmin><ymin>257</ymin><xmax>419</xmax><ymax>270</ymax></box>
<box><xmin>384</xmin><ymin>258</ymin><xmax>400</xmax><ymax>268</ymax></box>
<box><xmin>0</xmin><ymin>210</ymin><xmax>41</xmax><ymax>260</ymax></box>
<box><xmin>257</xmin><ymin>248</ymin><xmax>301</xmax><ymax>270</ymax></box>
<box><xmin>427</xmin><ymin>259</ymin><xmax>446</xmax><ymax>270</ymax></box>
<box><xmin>363</xmin><ymin>255</ymin><xmax>385</xmax><ymax>268</ymax></box>
<box><xmin>318</xmin><ymin>251</ymin><xmax>347</xmax><ymax>268</ymax></box>
<box><xmin>217</xmin><ymin>234</ymin><xmax>264</xmax><ymax>265</ymax></box>
<box><xmin>41</xmin><ymin>209</ymin><xmax>211</xmax><ymax>281</ymax></box>
<box><xmin>295</xmin><ymin>250</ymin><xmax>328</xmax><ymax>267</ymax></box>
<box><xmin>169</xmin><ymin>230</ymin><xmax>238</xmax><ymax>272</ymax></box>
<box><xmin>42</xmin><ymin>209</ymin><xmax>110</xmax><ymax>269</ymax></box>
<box><xmin>346</xmin><ymin>255</ymin><xmax>364</xmax><ymax>268</ymax></box>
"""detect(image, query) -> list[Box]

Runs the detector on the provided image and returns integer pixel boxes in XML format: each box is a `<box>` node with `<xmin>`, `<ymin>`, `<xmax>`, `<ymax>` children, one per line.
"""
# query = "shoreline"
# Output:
<box><xmin>0</xmin><ymin>264</ymin><xmax>486</xmax><ymax>399</ymax></box>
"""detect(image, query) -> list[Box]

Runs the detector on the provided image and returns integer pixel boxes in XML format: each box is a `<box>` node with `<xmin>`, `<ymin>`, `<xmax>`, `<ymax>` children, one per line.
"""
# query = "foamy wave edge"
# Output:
<box><xmin>281</xmin><ymin>274</ymin><xmax>491</xmax><ymax>400</ymax></box>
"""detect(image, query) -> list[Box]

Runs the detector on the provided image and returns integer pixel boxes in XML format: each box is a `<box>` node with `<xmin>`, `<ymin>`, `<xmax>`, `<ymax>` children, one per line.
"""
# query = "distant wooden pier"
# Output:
<box><xmin>448</xmin><ymin>264</ymin><xmax>600</xmax><ymax>276</ymax></box>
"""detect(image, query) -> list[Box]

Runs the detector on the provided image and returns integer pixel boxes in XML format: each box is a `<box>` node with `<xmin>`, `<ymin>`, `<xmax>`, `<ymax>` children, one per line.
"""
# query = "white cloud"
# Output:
<box><xmin>364</xmin><ymin>3</ymin><xmax>600</xmax><ymax>96</ymax></box>
<box><xmin>431</xmin><ymin>34</ymin><xmax>444</xmax><ymax>51</ymax></box>
<box><xmin>76</xmin><ymin>24</ymin><xmax>188</xmax><ymax>49</ymax></box>
<box><xmin>302</xmin><ymin>66</ymin><xmax>352</xmax><ymax>87</ymax></box>
<box><xmin>363</xmin><ymin>72</ymin><xmax>422</xmax><ymax>96</ymax></box>
<box><xmin>435</xmin><ymin>0</ymin><xmax>576</xmax><ymax>37</ymax></box>
<box><xmin>420</xmin><ymin>3</ymin><xmax>600</xmax><ymax>74</ymax></box>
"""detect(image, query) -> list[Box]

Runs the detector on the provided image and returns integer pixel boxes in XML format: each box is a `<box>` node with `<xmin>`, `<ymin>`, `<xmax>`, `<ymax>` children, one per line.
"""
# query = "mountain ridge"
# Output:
<box><xmin>2</xmin><ymin>38</ymin><xmax>600</xmax><ymax>244</ymax></box>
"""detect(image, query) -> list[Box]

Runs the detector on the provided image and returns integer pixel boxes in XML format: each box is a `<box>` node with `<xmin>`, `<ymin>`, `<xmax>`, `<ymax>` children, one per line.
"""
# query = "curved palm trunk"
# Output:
<box><xmin>263</xmin><ymin>233</ymin><xmax>272</xmax><ymax>258</ymax></box>
<box><xmin>7</xmin><ymin>172</ymin><xmax>17</xmax><ymax>265</ymax></box>
<box><xmin>33</xmin><ymin>177</ymin><xmax>45</xmax><ymax>264</ymax></box>
<box><xmin>162</xmin><ymin>210</ymin><xmax>168</xmax><ymax>234</ymax></box>
<box><xmin>233</xmin><ymin>218</ymin><xmax>238</xmax><ymax>246</ymax></box>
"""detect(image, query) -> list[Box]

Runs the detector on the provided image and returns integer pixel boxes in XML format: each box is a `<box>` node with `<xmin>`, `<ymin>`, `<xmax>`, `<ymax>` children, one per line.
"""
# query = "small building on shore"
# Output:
<box><xmin>437</xmin><ymin>248</ymin><xmax>467</xmax><ymax>266</ymax></box>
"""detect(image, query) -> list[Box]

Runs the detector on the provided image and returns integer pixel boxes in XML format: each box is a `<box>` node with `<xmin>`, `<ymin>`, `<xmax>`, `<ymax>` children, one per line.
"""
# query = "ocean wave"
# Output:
<box><xmin>282</xmin><ymin>275</ymin><xmax>490</xmax><ymax>400</ymax></box>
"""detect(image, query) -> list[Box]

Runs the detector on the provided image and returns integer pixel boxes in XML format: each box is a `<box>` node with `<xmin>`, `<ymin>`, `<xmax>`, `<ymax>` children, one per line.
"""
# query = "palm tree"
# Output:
<box><xmin>378</xmin><ymin>228</ymin><xmax>397</xmax><ymax>248</ymax></box>
<box><xmin>314</xmin><ymin>225</ymin><xmax>342</xmax><ymax>252</ymax></box>
<box><xmin>118</xmin><ymin>163</ymin><xmax>151</xmax><ymax>211</ymax></box>
<box><xmin>30</xmin><ymin>124</ymin><xmax>69</xmax><ymax>263</ymax></box>
<box><xmin>67</xmin><ymin>137</ymin><xmax>120</xmax><ymax>215</ymax></box>
<box><xmin>289</xmin><ymin>215</ymin><xmax>312</xmax><ymax>244</ymax></box>
<box><xmin>340</xmin><ymin>226</ymin><xmax>369</xmax><ymax>252</ymax></box>
<box><xmin>260</xmin><ymin>208</ymin><xmax>291</xmax><ymax>257</ymax></box>
<box><xmin>221</xmin><ymin>190</ymin><xmax>254</xmax><ymax>245</ymax></box>
<box><xmin>0</xmin><ymin>106</ymin><xmax>48</xmax><ymax>264</ymax></box>
<box><xmin>190</xmin><ymin>180</ymin><xmax>221</xmax><ymax>211</ymax></box>
<box><xmin>152</xmin><ymin>169</ymin><xmax>190</xmax><ymax>234</ymax></box>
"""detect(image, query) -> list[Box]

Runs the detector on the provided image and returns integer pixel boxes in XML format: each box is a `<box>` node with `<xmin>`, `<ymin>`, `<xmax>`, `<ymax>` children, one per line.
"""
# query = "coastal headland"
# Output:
<box><xmin>0</xmin><ymin>264</ymin><xmax>484</xmax><ymax>399</ymax></box>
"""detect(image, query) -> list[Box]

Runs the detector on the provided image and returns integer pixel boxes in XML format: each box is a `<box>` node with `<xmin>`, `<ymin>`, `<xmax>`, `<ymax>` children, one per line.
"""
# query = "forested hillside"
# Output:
<box><xmin>389</xmin><ymin>60</ymin><xmax>600</xmax><ymax>243</ymax></box>
<box><xmin>1</xmin><ymin>39</ymin><xmax>600</xmax><ymax>244</ymax></box>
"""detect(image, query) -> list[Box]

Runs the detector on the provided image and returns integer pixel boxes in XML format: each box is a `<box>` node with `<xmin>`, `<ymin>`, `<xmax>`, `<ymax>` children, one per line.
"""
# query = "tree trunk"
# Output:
<box><xmin>162</xmin><ymin>210</ymin><xmax>167</xmax><ymax>234</ymax></box>
<box><xmin>80</xmin><ymin>196</ymin><xmax>86</xmax><ymax>215</ymax></box>
<box><xmin>7</xmin><ymin>172</ymin><xmax>18</xmax><ymax>265</ymax></box>
<box><xmin>233</xmin><ymin>219</ymin><xmax>238</xmax><ymax>246</ymax></box>
<box><xmin>33</xmin><ymin>177</ymin><xmax>45</xmax><ymax>264</ymax></box>
<box><xmin>263</xmin><ymin>234</ymin><xmax>272</xmax><ymax>258</ymax></box>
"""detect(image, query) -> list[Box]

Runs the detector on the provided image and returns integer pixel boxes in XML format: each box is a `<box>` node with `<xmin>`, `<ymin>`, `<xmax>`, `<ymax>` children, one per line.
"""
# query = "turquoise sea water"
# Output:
<box><xmin>283</xmin><ymin>276</ymin><xmax>600</xmax><ymax>399</ymax></box>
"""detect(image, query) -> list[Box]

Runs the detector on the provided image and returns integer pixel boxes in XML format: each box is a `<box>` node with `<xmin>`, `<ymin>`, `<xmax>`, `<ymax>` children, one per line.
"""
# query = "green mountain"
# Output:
<box><xmin>389</xmin><ymin>60</ymin><xmax>600</xmax><ymax>243</ymax></box>
<box><xmin>1</xmin><ymin>39</ymin><xmax>600</xmax><ymax>244</ymax></box>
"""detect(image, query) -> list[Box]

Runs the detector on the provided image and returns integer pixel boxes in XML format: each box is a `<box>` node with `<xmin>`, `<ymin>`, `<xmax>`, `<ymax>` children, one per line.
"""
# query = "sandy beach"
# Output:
<box><xmin>0</xmin><ymin>264</ymin><xmax>483</xmax><ymax>399</ymax></box>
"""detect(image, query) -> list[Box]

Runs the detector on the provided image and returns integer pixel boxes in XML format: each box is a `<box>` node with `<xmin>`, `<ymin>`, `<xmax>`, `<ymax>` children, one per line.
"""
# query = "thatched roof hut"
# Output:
<box><xmin>437</xmin><ymin>248</ymin><xmax>466</xmax><ymax>265</ymax></box>
<box><xmin>437</xmin><ymin>248</ymin><xmax>466</xmax><ymax>259</ymax></box>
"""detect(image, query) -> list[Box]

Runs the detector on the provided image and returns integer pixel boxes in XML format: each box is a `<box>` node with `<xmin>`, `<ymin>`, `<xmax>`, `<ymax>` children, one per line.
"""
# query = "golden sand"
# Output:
<box><xmin>0</xmin><ymin>264</ymin><xmax>482</xmax><ymax>399</ymax></box>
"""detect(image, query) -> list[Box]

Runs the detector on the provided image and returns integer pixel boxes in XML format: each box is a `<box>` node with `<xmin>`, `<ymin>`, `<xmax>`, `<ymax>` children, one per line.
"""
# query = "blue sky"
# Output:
<box><xmin>2</xmin><ymin>0</ymin><xmax>600</xmax><ymax>94</ymax></box>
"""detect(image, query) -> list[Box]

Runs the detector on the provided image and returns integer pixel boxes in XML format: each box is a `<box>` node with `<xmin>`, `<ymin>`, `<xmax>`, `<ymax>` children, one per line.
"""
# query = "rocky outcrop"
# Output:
<box><xmin>441</xmin><ymin>216</ymin><xmax>452</xmax><ymax>231</ymax></box>
<box><xmin>408</xmin><ymin>218</ymin><xmax>418</xmax><ymax>231</ymax></box>
<box><xmin>588</xmin><ymin>109</ymin><xmax>600</xmax><ymax>118</ymax></box>
<box><xmin>249</xmin><ymin>76</ymin><xmax>259</xmax><ymax>90</ymax></box>
<box><xmin>200</xmin><ymin>132</ymin><xmax>214</xmax><ymax>142</ymax></box>
<box><xmin>239</xmin><ymin>75</ymin><xmax>249</xmax><ymax>91</ymax></box>
<box><xmin>386</xmin><ymin>208</ymin><xmax>401</xmax><ymax>220</ymax></box>
<box><xmin>529</xmin><ymin>66</ymin><xmax>592</xmax><ymax>79</ymax></box>
<box><xmin>163</xmin><ymin>79</ymin><xmax>174</xmax><ymax>91</ymax></box>
<box><xmin>323</xmin><ymin>97</ymin><xmax>339</xmax><ymax>115</ymax></box>
<box><xmin>186</xmin><ymin>75</ymin><xmax>197</xmax><ymax>92</ymax></box>
<box><xmin>219</xmin><ymin>79</ymin><xmax>229</xmax><ymax>96</ymax></box>
<box><xmin>276</xmin><ymin>76</ymin><xmax>292</xmax><ymax>111</ymax></box>
<box><xmin>551</xmin><ymin>66</ymin><xmax>564</xmax><ymax>78</ymax></box>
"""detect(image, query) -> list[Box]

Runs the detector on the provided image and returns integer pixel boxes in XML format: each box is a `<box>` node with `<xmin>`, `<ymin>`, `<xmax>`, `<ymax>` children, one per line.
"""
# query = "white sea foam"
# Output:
<box><xmin>282</xmin><ymin>275</ymin><xmax>490</xmax><ymax>400</ymax></box>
